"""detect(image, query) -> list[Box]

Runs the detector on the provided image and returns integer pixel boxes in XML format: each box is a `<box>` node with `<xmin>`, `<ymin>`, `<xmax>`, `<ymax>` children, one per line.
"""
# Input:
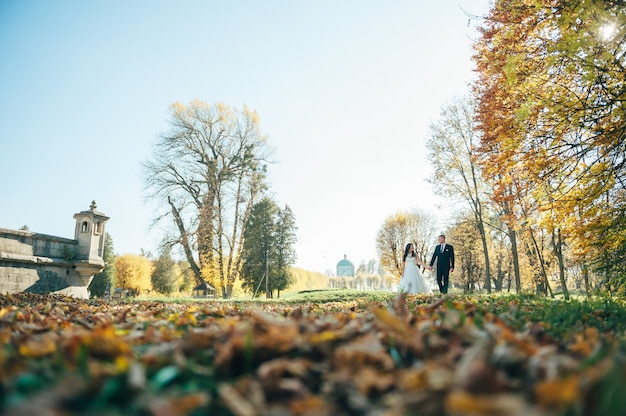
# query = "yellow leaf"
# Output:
<box><xmin>175</xmin><ymin>311</ymin><xmax>197</xmax><ymax>326</ymax></box>
<box><xmin>309</xmin><ymin>330</ymin><xmax>336</xmax><ymax>344</ymax></box>
<box><xmin>86</xmin><ymin>326</ymin><xmax>132</xmax><ymax>357</ymax></box>
<box><xmin>115</xmin><ymin>355</ymin><xmax>130</xmax><ymax>372</ymax></box>
<box><xmin>534</xmin><ymin>376</ymin><xmax>579</xmax><ymax>408</ymax></box>
<box><xmin>371</xmin><ymin>307</ymin><xmax>410</xmax><ymax>334</ymax></box>
<box><xmin>18</xmin><ymin>338</ymin><xmax>57</xmax><ymax>358</ymax></box>
<box><xmin>397</xmin><ymin>368</ymin><xmax>429</xmax><ymax>390</ymax></box>
<box><xmin>0</xmin><ymin>307</ymin><xmax>11</xmax><ymax>319</ymax></box>
<box><xmin>446</xmin><ymin>390</ymin><xmax>528</xmax><ymax>415</ymax></box>
<box><xmin>446</xmin><ymin>390</ymin><xmax>498</xmax><ymax>414</ymax></box>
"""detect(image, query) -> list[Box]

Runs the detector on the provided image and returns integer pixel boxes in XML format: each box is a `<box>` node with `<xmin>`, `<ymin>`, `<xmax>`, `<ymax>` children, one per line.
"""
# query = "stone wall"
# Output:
<box><xmin>0</xmin><ymin>228</ymin><xmax>78</xmax><ymax>259</ymax></box>
<box><xmin>0</xmin><ymin>228</ymin><xmax>102</xmax><ymax>299</ymax></box>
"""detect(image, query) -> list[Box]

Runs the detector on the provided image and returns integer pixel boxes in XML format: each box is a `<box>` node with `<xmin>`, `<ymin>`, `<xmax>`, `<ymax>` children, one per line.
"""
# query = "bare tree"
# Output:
<box><xmin>426</xmin><ymin>96</ymin><xmax>494</xmax><ymax>292</ymax></box>
<box><xmin>145</xmin><ymin>101</ymin><xmax>273</xmax><ymax>298</ymax></box>
<box><xmin>376</xmin><ymin>209</ymin><xmax>437</xmax><ymax>278</ymax></box>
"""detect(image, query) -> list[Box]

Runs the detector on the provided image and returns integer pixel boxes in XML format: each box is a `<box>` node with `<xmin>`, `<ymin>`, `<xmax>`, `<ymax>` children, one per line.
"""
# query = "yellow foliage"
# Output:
<box><xmin>114</xmin><ymin>254</ymin><xmax>154</xmax><ymax>294</ymax></box>
<box><xmin>199</xmin><ymin>258</ymin><xmax>248</xmax><ymax>298</ymax></box>
<box><xmin>200</xmin><ymin>261</ymin><xmax>220</xmax><ymax>294</ymax></box>
<box><xmin>283</xmin><ymin>267</ymin><xmax>329</xmax><ymax>294</ymax></box>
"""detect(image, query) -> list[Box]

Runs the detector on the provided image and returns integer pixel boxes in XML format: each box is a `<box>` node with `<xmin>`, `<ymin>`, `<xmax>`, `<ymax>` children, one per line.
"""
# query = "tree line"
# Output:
<box><xmin>412</xmin><ymin>0</ymin><xmax>625</xmax><ymax>298</ymax></box>
<box><xmin>97</xmin><ymin>0</ymin><xmax>624</xmax><ymax>299</ymax></box>
<box><xmin>88</xmin><ymin>228</ymin><xmax>309</xmax><ymax>299</ymax></box>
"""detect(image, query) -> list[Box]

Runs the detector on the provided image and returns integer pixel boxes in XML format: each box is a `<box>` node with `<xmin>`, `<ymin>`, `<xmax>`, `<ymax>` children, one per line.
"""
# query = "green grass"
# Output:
<box><xmin>136</xmin><ymin>288</ymin><xmax>396</xmax><ymax>304</ymax></box>
<box><xmin>132</xmin><ymin>289</ymin><xmax>626</xmax><ymax>338</ymax></box>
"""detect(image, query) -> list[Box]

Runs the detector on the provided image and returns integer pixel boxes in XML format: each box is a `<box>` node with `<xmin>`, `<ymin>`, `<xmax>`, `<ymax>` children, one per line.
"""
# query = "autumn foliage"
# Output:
<box><xmin>471</xmin><ymin>0</ymin><xmax>626</xmax><ymax>293</ymax></box>
<box><xmin>1</xmin><ymin>292</ymin><xmax>625</xmax><ymax>415</ymax></box>
<box><xmin>114</xmin><ymin>254</ymin><xmax>153</xmax><ymax>295</ymax></box>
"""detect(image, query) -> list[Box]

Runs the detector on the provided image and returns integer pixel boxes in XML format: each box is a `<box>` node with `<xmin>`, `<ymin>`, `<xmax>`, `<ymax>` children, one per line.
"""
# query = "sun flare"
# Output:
<box><xmin>600</xmin><ymin>22</ymin><xmax>617</xmax><ymax>41</ymax></box>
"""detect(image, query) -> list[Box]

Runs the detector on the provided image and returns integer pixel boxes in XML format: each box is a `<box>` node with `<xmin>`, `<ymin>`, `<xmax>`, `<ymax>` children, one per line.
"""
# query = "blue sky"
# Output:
<box><xmin>0</xmin><ymin>0</ymin><xmax>489</xmax><ymax>274</ymax></box>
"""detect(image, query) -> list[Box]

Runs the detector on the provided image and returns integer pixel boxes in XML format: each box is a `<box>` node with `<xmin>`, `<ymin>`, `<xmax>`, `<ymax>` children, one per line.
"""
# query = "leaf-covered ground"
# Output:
<box><xmin>1</xmin><ymin>292</ymin><xmax>626</xmax><ymax>415</ymax></box>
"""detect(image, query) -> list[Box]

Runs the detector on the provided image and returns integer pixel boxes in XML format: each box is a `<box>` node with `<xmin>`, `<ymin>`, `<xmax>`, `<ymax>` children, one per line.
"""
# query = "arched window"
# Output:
<box><xmin>95</xmin><ymin>221</ymin><xmax>101</xmax><ymax>234</ymax></box>
<box><xmin>81</xmin><ymin>221</ymin><xmax>89</xmax><ymax>233</ymax></box>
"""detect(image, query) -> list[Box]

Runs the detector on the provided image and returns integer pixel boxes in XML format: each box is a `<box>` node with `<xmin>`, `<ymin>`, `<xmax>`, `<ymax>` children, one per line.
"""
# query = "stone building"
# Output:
<box><xmin>0</xmin><ymin>201</ymin><xmax>109</xmax><ymax>299</ymax></box>
<box><xmin>336</xmin><ymin>255</ymin><xmax>355</xmax><ymax>277</ymax></box>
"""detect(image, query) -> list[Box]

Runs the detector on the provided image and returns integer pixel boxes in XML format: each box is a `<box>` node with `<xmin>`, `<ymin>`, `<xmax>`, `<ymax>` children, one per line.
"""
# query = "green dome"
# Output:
<box><xmin>336</xmin><ymin>255</ymin><xmax>354</xmax><ymax>268</ymax></box>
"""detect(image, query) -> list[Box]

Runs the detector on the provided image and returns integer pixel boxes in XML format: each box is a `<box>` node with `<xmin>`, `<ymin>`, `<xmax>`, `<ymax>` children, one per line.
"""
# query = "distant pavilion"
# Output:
<box><xmin>336</xmin><ymin>255</ymin><xmax>354</xmax><ymax>277</ymax></box>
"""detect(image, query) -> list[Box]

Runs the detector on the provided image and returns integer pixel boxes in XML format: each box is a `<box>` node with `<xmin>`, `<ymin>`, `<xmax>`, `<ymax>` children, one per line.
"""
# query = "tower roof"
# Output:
<box><xmin>73</xmin><ymin>200</ymin><xmax>109</xmax><ymax>221</ymax></box>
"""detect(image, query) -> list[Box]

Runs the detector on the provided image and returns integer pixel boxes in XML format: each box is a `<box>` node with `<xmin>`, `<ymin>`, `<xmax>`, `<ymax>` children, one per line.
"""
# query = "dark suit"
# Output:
<box><xmin>430</xmin><ymin>244</ymin><xmax>455</xmax><ymax>294</ymax></box>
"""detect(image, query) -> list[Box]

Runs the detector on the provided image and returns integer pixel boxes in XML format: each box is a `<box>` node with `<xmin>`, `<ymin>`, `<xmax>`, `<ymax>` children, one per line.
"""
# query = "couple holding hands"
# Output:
<box><xmin>398</xmin><ymin>234</ymin><xmax>455</xmax><ymax>295</ymax></box>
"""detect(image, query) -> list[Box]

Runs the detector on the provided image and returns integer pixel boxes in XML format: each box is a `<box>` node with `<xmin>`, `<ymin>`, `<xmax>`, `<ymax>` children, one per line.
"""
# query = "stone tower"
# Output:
<box><xmin>74</xmin><ymin>200</ymin><xmax>110</xmax><ymax>261</ymax></box>
<box><xmin>71</xmin><ymin>201</ymin><xmax>109</xmax><ymax>289</ymax></box>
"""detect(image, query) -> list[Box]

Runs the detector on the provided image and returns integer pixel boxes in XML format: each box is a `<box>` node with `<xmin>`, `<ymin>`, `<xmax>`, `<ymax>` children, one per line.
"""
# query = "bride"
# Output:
<box><xmin>398</xmin><ymin>243</ymin><xmax>432</xmax><ymax>294</ymax></box>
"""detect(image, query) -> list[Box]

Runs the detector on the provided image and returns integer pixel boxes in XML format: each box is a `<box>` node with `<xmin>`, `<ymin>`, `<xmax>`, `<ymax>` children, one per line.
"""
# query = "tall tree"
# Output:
<box><xmin>240</xmin><ymin>198</ymin><xmax>277</xmax><ymax>297</ymax></box>
<box><xmin>274</xmin><ymin>205</ymin><xmax>297</xmax><ymax>297</ymax></box>
<box><xmin>240</xmin><ymin>198</ymin><xmax>297</xmax><ymax>298</ymax></box>
<box><xmin>426</xmin><ymin>96</ymin><xmax>493</xmax><ymax>293</ymax></box>
<box><xmin>88</xmin><ymin>232</ymin><xmax>115</xmax><ymax>298</ymax></box>
<box><xmin>471</xmin><ymin>3</ymin><xmax>533</xmax><ymax>294</ymax></box>
<box><xmin>473</xmin><ymin>0</ymin><xmax>626</xmax><ymax>294</ymax></box>
<box><xmin>447</xmin><ymin>214</ymin><xmax>484</xmax><ymax>293</ymax></box>
<box><xmin>151</xmin><ymin>246</ymin><xmax>177</xmax><ymax>296</ymax></box>
<box><xmin>145</xmin><ymin>101</ymin><xmax>273</xmax><ymax>298</ymax></box>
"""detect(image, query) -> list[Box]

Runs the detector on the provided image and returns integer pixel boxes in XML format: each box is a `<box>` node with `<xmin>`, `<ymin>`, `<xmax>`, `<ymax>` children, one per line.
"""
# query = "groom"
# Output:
<box><xmin>428</xmin><ymin>234</ymin><xmax>455</xmax><ymax>294</ymax></box>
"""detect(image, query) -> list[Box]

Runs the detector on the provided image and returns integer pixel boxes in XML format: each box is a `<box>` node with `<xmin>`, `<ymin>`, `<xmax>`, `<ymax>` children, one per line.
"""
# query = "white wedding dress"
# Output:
<box><xmin>398</xmin><ymin>255</ymin><xmax>432</xmax><ymax>294</ymax></box>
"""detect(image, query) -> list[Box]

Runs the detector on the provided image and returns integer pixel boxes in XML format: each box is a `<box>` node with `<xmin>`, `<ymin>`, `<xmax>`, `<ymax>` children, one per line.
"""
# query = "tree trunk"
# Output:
<box><xmin>226</xmin><ymin>173</ymin><xmax>244</xmax><ymax>298</ymax></box>
<box><xmin>582</xmin><ymin>262</ymin><xmax>591</xmax><ymax>298</ymax></box>
<box><xmin>265</xmin><ymin>251</ymin><xmax>270</xmax><ymax>299</ymax></box>
<box><xmin>502</xmin><ymin>198</ymin><xmax>522</xmax><ymax>293</ymax></box>
<box><xmin>168</xmin><ymin>197</ymin><xmax>202</xmax><ymax>284</ymax></box>
<box><xmin>215</xmin><ymin>185</ymin><xmax>228</xmax><ymax>298</ymax></box>
<box><xmin>528</xmin><ymin>228</ymin><xmax>554</xmax><ymax>298</ymax></box>
<box><xmin>494</xmin><ymin>252</ymin><xmax>505</xmax><ymax>291</ymax></box>
<box><xmin>197</xmin><ymin>191</ymin><xmax>215</xmax><ymax>277</ymax></box>
<box><xmin>509</xmin><ymin>227</ymin><xmax>522</xmax><ymax>293</ymax></box>
<box><xmin>476</xmin><ymin>216</ymin><xmax>492</xmax><ymax>293</ymax></box>
<box><xmin>552</xmin><ymin>228</ymin><xmax>569</xmax><ymax>300</ymax></box>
